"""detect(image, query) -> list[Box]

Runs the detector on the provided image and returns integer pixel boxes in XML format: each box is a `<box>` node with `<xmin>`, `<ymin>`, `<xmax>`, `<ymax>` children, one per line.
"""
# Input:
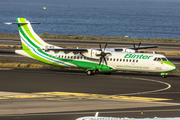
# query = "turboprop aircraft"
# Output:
<box><xmin>76</xmin><ymin>112</ymin><xmax>180</xmax><ymax>120</ymax></box>
<box><xmin>5</xmin><ymin>18</ymin><xmax>176</xmax><ymax>78</ymax></box>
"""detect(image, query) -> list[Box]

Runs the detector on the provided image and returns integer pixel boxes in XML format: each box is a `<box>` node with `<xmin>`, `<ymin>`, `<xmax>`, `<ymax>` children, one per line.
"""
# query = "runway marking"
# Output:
<box><xmin>2</xmin><ymin>94</ymin><xmax>54</xmax><ymax>99</ymax></box>
<box><xmin>0</xmin><ymin>97</ymin><xmax>10</xmax><ymax>99</ymax></box>
<box><xmin>0</xmin><ymin>68</ymin><xmax>13</xmax><ymax>70</ymax></box>
<box><xmin>35</xmin><ymin>92</ymin><xmax>171</xmax><ymax>101</ymax></box>
<box><xmin>110</xmin><ymin>76</ymin><xmax>172</xmax><ymax>96</ymax></box>
<box><xmin>0</xmin><ymin>91</ymin><xmax>170</xmax><ymax>101</ymax></box>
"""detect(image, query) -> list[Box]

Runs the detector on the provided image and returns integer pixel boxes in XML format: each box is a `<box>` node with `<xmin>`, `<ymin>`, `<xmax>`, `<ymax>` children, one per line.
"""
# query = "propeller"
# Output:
<box><xmin>96</xmin><ymin>42</ymin><xmax>111</xmax><ymax>66</ymax></box>
<box><xmin>133</xmin><ymin>41</ymin><xmax>142</xmax><ymax>51</ymax></box>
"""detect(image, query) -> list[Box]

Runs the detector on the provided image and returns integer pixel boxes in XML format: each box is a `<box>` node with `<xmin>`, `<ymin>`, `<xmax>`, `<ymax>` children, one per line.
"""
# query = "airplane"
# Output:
<box><xmin>5</xmin><ymin>18</ymin><xmax>176</xmax><ymax>78</ymax></box>
<box><xmin>76</xmin><ymin>112</ymin><xmax>180</xmax><ymax>120</ymax></box>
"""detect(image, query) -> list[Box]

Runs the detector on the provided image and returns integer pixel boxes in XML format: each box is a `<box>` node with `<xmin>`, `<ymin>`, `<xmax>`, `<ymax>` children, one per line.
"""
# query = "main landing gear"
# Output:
<box><xmin>86</xmin><ymin>69</ymin><xmax>112</xmax><ymax>75</ymax></box>
<box><xmin>86</xmin><ymin>70</ymin><xmax>94</xmax><ymax>75</ymax></box>
<box><xmin>86</xmin><ymin>69</ymin><xmax>99</xmax><ymax>75</ymax></box>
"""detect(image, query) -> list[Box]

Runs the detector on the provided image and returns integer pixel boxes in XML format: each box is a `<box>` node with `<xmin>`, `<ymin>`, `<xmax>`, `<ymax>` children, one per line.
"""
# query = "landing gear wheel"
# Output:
<box><xmin>104</xmin><ymin>72</ymin><xmax>111</xmax><ymax>75</ymax></box>
<box><xmin>161</xmin><ymin>75</ymin><xmax>166</xmax><ymax>78</ymax></box>
<box><xmin>86</xmin><ymin>70</ymin><xmax>94</xmax><ymax>75</ymax></box>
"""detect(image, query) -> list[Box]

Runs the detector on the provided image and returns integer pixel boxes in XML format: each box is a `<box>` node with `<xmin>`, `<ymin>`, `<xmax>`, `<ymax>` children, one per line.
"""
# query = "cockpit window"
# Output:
<box><xmin>161</xmin><ymin>57</ymin><xmax>168</xmax><ymax>61</ymax></box>
<box><xmin>157</xmin><ymin>58</ymin><xmax>161</xmax><ymax>61</ymax></box>
<box><xmin>153</xmin><ymin>58</ymin><xmax>157</xmax><ymax>61</ymax></box>
<box><xmin>154</xmin><ymin>57</ymin><xmax>168</xmax><ymax>61</ymax></box>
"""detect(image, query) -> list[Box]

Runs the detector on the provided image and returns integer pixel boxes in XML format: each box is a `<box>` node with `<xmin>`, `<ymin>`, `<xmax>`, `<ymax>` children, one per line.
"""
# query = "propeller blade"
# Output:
<box><xmin>96</xmin><ymin>53</ymin><xmax>101</xmax><ymax>56</ymax></box>
<box><xmin>99</xmin><ymin>57</ymin><xmax>102</xmax><ymax>65</ymax></box>
<box><xmin>104</xmin><ymin>57</ymin><xmax>107</xmax><ymax>66</ymax></box>
<box><xmin>133</xmin><ymin>41</ymin><xmax>136</xmax><ymax>50</ymax></box>
<box><xmin>99</xmin><ymin>42</ymin><xmax>102</xmax><ymax>51</ymax></box>
<box><xmin>105</xmin><ymin>52</ymin><xmax>111</xmax><ymax>55</ymax></box>
<box><xmin>104</xmin><ymin>42</ymin><xmax>108</xmax><ymax>51</ymax></box>
<box><xmin>138</xmin><ymin>41</ymin><xmax>142</xmax><ymax>49</ymax></box>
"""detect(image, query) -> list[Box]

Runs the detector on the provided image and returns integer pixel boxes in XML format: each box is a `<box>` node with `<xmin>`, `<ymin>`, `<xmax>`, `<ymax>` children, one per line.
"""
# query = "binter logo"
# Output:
<box><xmin>124</xmin><ymin>53</ymin><xmax>153</xmax><ymax>59</ymax></box>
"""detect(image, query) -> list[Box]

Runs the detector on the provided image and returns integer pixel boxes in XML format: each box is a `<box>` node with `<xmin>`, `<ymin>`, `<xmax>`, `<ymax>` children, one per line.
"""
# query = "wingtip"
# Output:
<box><xmin>4</xmin><ymin>22</ymin><xmax>12</xmax><ymax>25</ymax></box>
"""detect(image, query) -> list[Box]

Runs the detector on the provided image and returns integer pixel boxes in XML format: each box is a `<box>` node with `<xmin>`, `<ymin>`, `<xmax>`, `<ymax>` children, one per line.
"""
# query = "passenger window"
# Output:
<box><xmin>77</xmin><ymin>56</ymin><xmax>79</xmax><ymax>59</ymax></box>
<box><xmin>133</xmin><ymin>59</ymin><xmax>135</xmax><ymax>62</ymax></box>
<box><xmin>81</xmin><ymin>57</ymin><xmax>83</xmax><ymax>59</ymax></box>
<box><xmin>107</xmin><ymin>58</ymin><xmax>109</xmax><ymax>61</ymax></box>
<box><xmin>120</xmin><ymin>59</ymin><xmax>122</xmax><ymax>62</ymax></box>
<box><xmin>110</xmin><ymin>58</ymin><xmax>112</xmax><ymax>61</ymax></box>
<box><xmin>117</xmin><ymin>59</ymin><xmax>119</xmax><ymax>61</ymax></box>
<box><xmin>113</xmin><ymin>58</ymin><xmax>115</xmax><ymax>61</ymax></box>
<box><xmin>62</xmin><ymin>55</ymin><xmax>63</xmax><ymax>58</ymax></box>
<box><xmin>71</xmin><ymin>56</ymin><xmax>73</xmax><ymax>59</ymax></box>
<box><xmin>126</xmin><ymin>59</ymin><xmax>128</xmax><ymax>62</ymax></box>
<box><xmin>123</xmin><ymin>59</ymin><xmax>125</xmax><ymax>62</ymax></box>
<box><xmin>136</xmin><ymin>60</ymin><xmax>138</xmax><ymax>62</ymax></box>
<box><xmin>129</xmin><ymin>59</ymin><xmax>131</xmax><ymax>62</ymax></box>
<box><xmin>153</xmin><ymin>58</ymin><xmax>157</xmax><ymax>61</ymax></box>
<box><xmin>65</xmin><ymin>56</ymin><xmax>66</xmax><ymax>58</ymax></box>
<box><xmin>59</xmin><ymin>55</ymin><xmax>60</xmax><ymax>58</ymax></box>
<box><xmin>68</xmin><ymin>56</ymin><xmax>69</xmax><ymax>59</ymax></box>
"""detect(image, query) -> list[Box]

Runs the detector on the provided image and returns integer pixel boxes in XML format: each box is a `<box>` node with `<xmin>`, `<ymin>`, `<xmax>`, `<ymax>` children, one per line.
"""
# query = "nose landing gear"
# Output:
<box><xmin>160</xmin><ymin>73</ymin><xmax>168</xmax><ymax>78</ymax></box>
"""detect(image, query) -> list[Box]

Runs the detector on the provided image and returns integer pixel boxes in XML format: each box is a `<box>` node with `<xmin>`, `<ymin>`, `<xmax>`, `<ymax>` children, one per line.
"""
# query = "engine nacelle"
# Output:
<box><xmin>81</xmin><ymin>49</ymin><xmax>101</xmax><ymax>59</ymax></box>
<box><xmin>122</xmin><ymin>48</ymin><xmax>136</xmax><ymax>53</ymax></box>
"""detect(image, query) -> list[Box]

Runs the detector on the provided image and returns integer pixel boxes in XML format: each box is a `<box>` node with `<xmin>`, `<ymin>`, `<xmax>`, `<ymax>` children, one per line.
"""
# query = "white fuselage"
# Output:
<box><xmin>40</xmin><ymin>49</ymin><xmax>175</xmax><ymax>73</ymax></box>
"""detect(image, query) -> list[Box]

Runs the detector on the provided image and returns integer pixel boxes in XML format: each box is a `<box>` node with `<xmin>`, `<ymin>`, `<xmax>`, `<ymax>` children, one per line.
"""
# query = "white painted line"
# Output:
<box><xmin>109</xmin><ymin>76</ymin><xmax>172</xmax><ymax>96</ymax></box>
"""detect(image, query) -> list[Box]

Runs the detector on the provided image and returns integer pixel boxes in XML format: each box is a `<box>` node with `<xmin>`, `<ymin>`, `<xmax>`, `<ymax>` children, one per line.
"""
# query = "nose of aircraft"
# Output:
<box><xmin>167</xmin><ymin>61</ymin><xmax>176</xmax><ymax>71</ymax></box>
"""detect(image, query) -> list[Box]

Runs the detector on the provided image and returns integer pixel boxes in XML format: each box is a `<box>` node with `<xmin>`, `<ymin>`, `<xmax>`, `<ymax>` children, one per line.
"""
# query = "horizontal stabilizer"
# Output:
<box><xmin>42</xmin><ymin>48</ymin><xmax>88</xmax><ymax>52</ymax></box>
<box><xmin>4</xmin><ymin>22</ymin><xmax>40</xmax><ymax>25</ymax></box>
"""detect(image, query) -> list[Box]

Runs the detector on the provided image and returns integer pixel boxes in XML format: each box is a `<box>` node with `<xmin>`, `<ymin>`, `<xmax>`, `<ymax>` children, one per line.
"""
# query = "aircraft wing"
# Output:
<box><xmin>43</xmin><ymin>45</ymin><xmax>157</xmax><ymax>52</ymax></box>
<box><xmin>114</xmin><ymin>45</ymin><xmax>158</xmax><ymax>51</ymax></box>
<box><xmin>45</xmin><ymin>48</ymin><xmax>88</xmax><ymax>52</ymax></box>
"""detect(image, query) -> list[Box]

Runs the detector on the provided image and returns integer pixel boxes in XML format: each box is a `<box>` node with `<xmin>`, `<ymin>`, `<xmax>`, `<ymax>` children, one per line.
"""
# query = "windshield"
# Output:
<box><xmin>153</xmin><ymin>57</ymin><xmax>168</xmax><ymax>61</ymax></box>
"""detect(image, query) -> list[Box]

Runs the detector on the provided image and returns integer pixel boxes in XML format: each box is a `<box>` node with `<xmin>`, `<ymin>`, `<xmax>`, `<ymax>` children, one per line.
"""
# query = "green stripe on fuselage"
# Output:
<box><xmin>158</xmin><ymin>61</ymin><xmax>175</xmax><ymax>67</ymax></box>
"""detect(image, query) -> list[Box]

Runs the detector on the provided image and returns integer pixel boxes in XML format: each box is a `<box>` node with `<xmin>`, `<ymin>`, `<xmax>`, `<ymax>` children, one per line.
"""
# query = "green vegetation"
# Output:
<box><xmin>0</xmin><ymin>45</ymin><xmax>22</xmax><ymax>49</ymax></box>
<box><xmin>1</xmin><ymin>33</ymin><xmax>180</xmax><ymax>43</ymax></box>
<box><xmin>0</xmin><ymin>33</ymin><xmax>19</xmax><ymax>38</ymax></box>
<box><xmin>0</xmin><ymin>62</ymin><xmax>83</xmax><ymax>70</ymax></box>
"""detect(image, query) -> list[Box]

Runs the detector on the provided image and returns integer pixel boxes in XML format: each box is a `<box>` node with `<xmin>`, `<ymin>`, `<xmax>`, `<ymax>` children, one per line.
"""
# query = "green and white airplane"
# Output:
<box><xmin>5</xmin><ymin>18</ymin><xmax>176</xmax><ymax>78</ymax></box>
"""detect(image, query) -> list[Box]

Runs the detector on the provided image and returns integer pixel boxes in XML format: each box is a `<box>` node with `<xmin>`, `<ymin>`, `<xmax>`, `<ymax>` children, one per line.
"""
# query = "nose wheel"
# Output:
<box><xmin>161</xmin><ymin>75</ymin><xmax>167</xmax><ymax>78</ymax></box>
<box><xmin>161</xmin><ymin>73</ymin><xmax>168</xmax><ymax>78</ymax></box>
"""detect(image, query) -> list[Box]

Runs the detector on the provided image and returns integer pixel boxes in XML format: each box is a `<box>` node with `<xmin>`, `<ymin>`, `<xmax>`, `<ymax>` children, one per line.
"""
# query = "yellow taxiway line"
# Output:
<box><xmin>0</xmin><ymin>91</ymin><xmax>171</xmax><ymax>101</ymax></box>
<box><xmin>35</xmin><ymin>92</ymin><xmax>171</xmax><ymax>101</ymax></box>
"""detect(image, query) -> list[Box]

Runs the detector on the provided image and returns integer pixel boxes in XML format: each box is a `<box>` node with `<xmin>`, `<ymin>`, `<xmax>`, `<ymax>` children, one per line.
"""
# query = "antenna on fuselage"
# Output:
<box><xmin>95</xmin><ymin>112</ymin><xmax>99</xmax><ymax>117</ymax></box>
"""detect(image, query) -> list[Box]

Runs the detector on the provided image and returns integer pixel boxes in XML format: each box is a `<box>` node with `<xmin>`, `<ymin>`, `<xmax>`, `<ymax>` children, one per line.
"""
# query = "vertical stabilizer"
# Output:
<box><xmin>16</xmin><ymin>18</ymin><xmax>60</xmax><ymax>50</ymax></box>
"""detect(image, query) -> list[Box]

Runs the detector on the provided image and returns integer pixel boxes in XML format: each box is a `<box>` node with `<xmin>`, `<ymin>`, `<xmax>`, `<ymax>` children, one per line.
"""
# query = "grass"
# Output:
<box><xmin>0</xmin><ymin>45</ymin><xmax>22</xmax><ymax>49</ymax></box>
<box><xmin>1</xmin><ymin>33</ymin><xmax>180</xmax><ymax>43</ymax></box>
<box><xmin>0</xmin><ymin>62</ymin><xmax>83</xmax><ymax>70</ymax></box>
